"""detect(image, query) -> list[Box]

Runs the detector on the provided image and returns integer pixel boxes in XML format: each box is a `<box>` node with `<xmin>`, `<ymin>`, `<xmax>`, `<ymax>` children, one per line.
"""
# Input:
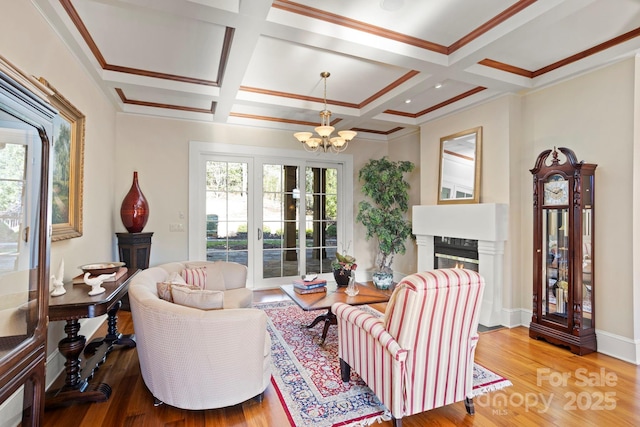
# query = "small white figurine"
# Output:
<box><xmin>83</xmin><ymin>272</ymin><xmax>116</xmax><ymax>296</ymax></box>
<box><xmin>50</xmin><ymin>259</ymin><xmax>66</xmax><ymax>297</ymax></box>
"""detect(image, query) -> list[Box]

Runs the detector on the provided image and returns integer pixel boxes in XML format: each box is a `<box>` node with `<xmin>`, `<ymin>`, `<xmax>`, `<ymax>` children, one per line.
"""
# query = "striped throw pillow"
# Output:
<box><xmin>181</xmin><ymin>267</ymin><xmax>207</xmax><ymax>290</ymax></box>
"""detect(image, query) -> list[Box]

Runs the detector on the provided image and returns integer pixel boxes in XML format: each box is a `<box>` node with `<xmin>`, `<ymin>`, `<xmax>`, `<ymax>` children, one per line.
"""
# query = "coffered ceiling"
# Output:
<box><xmin>33</xmin><ymin>0</ymin><xmax>640</xmax><ymax>141</ymax></box>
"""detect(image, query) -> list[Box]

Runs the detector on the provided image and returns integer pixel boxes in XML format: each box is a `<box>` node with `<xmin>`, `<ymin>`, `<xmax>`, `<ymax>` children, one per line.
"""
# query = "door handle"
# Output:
<box><xmin>258</xmin><ymin>228</ymin><xmax>262</xmax><ymax>240</ymax></box>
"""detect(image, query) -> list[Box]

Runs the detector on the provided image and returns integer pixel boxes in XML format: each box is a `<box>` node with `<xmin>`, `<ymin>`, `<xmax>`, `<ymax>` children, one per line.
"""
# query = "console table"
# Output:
<box><xmin>45</xmin><ymin>269</ymin><xmax>139</xmax><ymax>409</ymax></box>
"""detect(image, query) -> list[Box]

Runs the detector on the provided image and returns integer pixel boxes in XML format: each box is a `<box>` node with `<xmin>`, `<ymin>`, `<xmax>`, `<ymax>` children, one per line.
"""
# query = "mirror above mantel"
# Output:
<box><xmin>437</xmin><ymin>126</ymin><xmax>482</xmax><ymax>205</ymax></box>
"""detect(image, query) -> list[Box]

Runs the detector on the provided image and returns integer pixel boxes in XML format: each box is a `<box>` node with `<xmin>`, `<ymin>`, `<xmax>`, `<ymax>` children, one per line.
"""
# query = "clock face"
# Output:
<box><xmin>544</xmin><ymin>175</ymin><xmax>569</xmax><ymax>205</ymax></box>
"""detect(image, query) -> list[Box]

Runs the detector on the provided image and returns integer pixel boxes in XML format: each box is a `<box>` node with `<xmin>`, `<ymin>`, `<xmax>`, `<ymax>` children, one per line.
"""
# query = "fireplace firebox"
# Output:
<box><xmin>434</xmin><ymin>237</ymin><xmax>479</xmax><ymax>272</ymax></box>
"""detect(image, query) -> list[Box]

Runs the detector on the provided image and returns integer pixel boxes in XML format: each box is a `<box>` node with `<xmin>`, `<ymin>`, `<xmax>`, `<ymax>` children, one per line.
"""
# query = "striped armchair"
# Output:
<box><xmin>332</xmin><ymin>269</ymin><xmax>485</xmax><ymax>427</ymax></box>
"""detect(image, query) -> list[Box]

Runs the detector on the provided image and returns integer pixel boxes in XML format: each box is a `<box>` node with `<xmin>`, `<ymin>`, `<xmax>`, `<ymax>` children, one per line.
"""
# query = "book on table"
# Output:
<box><xmin>293</xmin><ymin>282</ymin><xmax>326</xmax><ymax>290</ymax></box>
<box><xmin>292</xmin><ymin>278</ymin><xmax>327</xmax><ymax>294</ymax></box>
<box><xmin>292</xmin><ymin>278</ymin><xmax>327</xmax><ymax>287</ymax></box>
<box><xmin>293</xmin><ymin>285</ymin><xmax>327</xmax><ymax>295</ymax></box>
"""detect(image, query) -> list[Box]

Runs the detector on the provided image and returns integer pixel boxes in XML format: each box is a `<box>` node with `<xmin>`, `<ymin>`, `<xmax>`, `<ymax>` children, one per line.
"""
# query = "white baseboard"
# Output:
<box><xmin>504</xmin><ymin>308</ymin><xmax>639</xmax><ymax>365</ymax></box>
<box><xmin>45</xmin><ymin>349</ymin><xmax>65</xmax><ymax>390</ymax></box>
<box><xmin>0</xmin><ymin>391</ymin><xmax>22</xmax><ymax>427</ymax></box>
<box><xmin>596</xmin><ymin>329</ymin><xmax>640</xmax><ymax>365</ymax></box>
<box><xmin>501</xmin><ymin>307</ymin><xmax>529</xmax><ymax>328</ymax></box>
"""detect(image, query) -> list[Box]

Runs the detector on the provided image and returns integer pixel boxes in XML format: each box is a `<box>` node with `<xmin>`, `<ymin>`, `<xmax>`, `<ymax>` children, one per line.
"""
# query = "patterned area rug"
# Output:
<box><xmin>256</xmin><ymin>300</ymin><xmax>512</xmax><ymax>427</ymax></box>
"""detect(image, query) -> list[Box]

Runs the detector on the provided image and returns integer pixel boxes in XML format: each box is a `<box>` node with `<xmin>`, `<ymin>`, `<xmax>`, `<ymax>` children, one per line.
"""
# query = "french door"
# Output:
<box><xmin>189</xmin><ymin>142</ymin><xmax>353</xmax><ymax>289</ymax></box>
<box><xmin>257</xmin><ymin>160</ymin><xmax>341</xmax><ymax>287</ymax></box>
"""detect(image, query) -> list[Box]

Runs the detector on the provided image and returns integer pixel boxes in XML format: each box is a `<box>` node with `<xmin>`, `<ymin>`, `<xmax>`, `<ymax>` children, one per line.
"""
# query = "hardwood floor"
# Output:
<box><xmin>43</xmin><ymin>290</ymin><xmax>640</xmax><ymax>426</ymax></box>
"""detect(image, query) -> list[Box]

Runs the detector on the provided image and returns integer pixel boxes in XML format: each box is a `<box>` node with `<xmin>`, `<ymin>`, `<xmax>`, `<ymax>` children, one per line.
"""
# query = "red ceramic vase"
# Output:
<box><xmin>120</xmin><ymin>171</ymin><xmax>149</xmax><ymax>233</ymax></box>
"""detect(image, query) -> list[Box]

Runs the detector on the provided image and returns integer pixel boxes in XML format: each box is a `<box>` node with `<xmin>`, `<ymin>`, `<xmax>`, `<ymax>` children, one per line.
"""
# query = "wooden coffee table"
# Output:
<box><xmin>280</xmin><ymin>281</ymin><xmax>392</xmax><ymax>344</ymax></box>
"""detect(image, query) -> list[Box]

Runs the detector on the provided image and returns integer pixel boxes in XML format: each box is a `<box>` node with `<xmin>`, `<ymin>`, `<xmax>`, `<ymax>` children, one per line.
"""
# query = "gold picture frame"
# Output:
<box><xmin>437</xmin><ymin>126</ymin><xmax>482</xmax><ymax>205</ymax></box>
<box><xmin>39</xmin><ymin>78</ymin><xmax>84</xmax><ymax>241</ymax></box>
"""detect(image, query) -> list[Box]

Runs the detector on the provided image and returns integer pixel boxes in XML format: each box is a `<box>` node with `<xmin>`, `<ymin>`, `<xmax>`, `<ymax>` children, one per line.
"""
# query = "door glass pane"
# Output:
<box><xmin>205</xmin><ymin>161</ymin><xmax>248</xmax><ymax>264</ymax></box>
<box><xmin>262</xmin><ymin>164</ymin><xmax>299</xmax><ymax>279</ymax></box>
<box><xmin>0</xmin><ymin>113</ymin><xmax>42</xmax><ymax>361</ymax></box>
<box><xmin>305</xmin><ymin>166</ymin><xmax>337</xmax><ymax>275</ymax></box>
<box><xmin>542</xmin><ymin>208</ymin><xmax>568</xmax><ymax>326</ymax></box>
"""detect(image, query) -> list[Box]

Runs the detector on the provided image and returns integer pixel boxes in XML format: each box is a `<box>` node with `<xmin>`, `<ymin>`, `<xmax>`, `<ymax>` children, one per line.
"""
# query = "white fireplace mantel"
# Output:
<box><xmin>412</xmin><ymin>203</ymin><xmax>508</xmax><ymax>327</ymax></box>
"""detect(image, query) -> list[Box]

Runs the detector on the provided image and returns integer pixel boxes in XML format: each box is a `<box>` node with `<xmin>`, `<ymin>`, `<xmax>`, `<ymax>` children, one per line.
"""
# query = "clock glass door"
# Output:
<box><xmin>542</xmin><ymin>208</ymin><xmax>569</xmax><ymax>325</ymax></box>
<box><xmin>582</xmin><ymin>208</ymin><xmax>593</xmax><ymax>329</ymax></box>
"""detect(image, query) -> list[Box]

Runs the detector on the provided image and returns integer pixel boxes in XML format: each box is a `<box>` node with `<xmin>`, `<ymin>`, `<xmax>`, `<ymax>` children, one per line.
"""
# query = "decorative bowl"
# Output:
<box><xmin>79</xmin><ymin>262</ymin><xmax>125</xmax><ymax>276</ymax></box>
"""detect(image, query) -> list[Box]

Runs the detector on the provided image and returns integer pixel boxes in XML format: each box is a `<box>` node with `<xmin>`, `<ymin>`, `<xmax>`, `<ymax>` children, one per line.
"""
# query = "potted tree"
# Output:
<box><xmin>357</xmin><ymin>157</ymin><xmax>415</xmax><ymax>289</ymax></box>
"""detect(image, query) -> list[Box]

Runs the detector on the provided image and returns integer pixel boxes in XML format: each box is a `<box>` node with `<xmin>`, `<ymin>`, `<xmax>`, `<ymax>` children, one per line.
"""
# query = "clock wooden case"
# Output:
<box><xmin>530</xmin><ymin>147</ymin><xmax>596</xmax><ymax>355</ymax></box>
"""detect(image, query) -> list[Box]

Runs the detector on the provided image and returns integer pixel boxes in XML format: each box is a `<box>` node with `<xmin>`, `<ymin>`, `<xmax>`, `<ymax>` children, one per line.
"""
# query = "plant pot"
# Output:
<box><xmin>372</xmin><ymin>270</ymin><xmax>393</xmax><ymax>290</ymax></box>
<box><xmin>333</xmin><ymin>268</ymin><xmax>351</xmax><ymax>287</ymax></box>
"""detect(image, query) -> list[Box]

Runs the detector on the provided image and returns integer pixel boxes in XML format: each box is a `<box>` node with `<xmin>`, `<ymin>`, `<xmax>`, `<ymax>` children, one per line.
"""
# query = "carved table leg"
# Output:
<box><xmin>45</xmin><ymin>320</ymin><xmax>112</xmax><ymax>409</ymax></box>
<box><xmin>306</xmin><ymin>309</ymin><xmax>337</xmax><ymax>344</ymax></box>
<box><xmin>84</xmin><ymin>300</ymin><xmax>136</xmax><ymax>356</ymax></box>
<box><xmin>60</xmin><ymin>320</ymin><xmax>86</xmax><ymax>391</ymax></box>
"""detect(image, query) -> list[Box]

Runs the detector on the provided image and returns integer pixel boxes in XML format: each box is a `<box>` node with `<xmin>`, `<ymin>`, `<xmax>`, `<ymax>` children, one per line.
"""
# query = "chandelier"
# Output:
<box><xmin>294</xmin><ymin>72</ymin><xmax>357</xmax><ymax>153</ymax></box>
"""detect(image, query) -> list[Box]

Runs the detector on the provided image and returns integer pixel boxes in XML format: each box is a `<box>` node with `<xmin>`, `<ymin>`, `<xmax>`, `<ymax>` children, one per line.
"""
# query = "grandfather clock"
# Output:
<box><xmin>530</xmin><ymin>147</ymin><xmax>596</xmax><ymax>355</ymax></box>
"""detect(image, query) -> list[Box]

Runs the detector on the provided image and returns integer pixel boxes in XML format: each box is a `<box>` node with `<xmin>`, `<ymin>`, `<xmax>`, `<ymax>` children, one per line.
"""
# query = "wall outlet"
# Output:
<box><xmin>169</xmin><ymin>223</ymin><xmax>185</xmax><ymax>232</ymax></box>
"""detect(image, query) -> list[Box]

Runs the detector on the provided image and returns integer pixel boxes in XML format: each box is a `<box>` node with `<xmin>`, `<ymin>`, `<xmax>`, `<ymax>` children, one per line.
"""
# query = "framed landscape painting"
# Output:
<box><xmin>39</xmin><ymin>78</ymin><xmax>84</xmax><ymax>241</ymax></box>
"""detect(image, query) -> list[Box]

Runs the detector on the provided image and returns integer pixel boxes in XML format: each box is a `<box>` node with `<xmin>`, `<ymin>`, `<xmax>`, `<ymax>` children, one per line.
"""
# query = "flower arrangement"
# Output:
<box><xmin>331</xmin><ymin>251</ymin><xmax>357</xmax><ymax>272</ymax></box>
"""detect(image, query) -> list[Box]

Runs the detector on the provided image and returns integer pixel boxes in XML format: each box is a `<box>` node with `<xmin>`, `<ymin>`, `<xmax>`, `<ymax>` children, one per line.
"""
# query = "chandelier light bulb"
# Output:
<box><xmin>338</xmin><ymin>130</ymin><xmax>357</xmax><ymax>141</ymax></box>
<box><xmin>315</xmin><ymin>125</ymin><xmax>334</xmax><ymax>137</ymax></box>
<box><xmin>307</xmin><ymin>138</ymin><xmax>321</xmax><ymax>149</ymax></box>
<box><xmin>294</xmin><ymin>132</ymin><xmax>312</xmax><ymax>143</ymax></box>
<box><xmin>330</xmin><ymin>137</ymin><xmax>346</xmax><ymax>147</ymax></box>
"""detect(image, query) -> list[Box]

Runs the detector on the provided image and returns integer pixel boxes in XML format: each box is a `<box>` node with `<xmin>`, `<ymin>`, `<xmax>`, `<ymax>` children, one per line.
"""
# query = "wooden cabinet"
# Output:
<box><xmin>0</xmin><ymin>57</ymin><xmax>55</xmax><ymax>425</ymax></box>
<box><xmin>529</xmin><ymin>147</ymin><xmax>596</xmax><ymax>355</ymax></box>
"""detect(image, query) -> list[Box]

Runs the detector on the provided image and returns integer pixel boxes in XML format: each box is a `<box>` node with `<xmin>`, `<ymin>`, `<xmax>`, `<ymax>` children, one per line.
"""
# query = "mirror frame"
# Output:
<box><xmin>437</xmin><ymin>126</ymin><xmax>482</xmax><ymax>205</ymax></box>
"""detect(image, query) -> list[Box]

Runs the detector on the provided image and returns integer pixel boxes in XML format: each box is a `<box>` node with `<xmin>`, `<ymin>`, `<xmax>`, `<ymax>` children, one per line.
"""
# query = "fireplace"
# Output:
<box><xmin>434</xmin><ymin>237</ymin><xmax>479</xmax><ymax>271</ymax></box>
<box><xmin>413</xmin><ymin>203</ymin><xmax>508</xmax><ymax>327</ymax></box>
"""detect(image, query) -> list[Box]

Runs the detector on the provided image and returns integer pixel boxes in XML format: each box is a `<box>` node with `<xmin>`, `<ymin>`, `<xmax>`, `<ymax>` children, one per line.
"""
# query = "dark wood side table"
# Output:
<box><xmin>45</xmin><ymin>269</ymin><xmax>139</xmax><ymax>409</ymax></box>
<box><xmin>116</xmin><ymin>232</ymin><xmax>152</xmax><ymax>310</ymax></box>
<box><xmin>116</xmin><ymin>232</ymin><xmax>153</xmax><ymax>271</ymax></box>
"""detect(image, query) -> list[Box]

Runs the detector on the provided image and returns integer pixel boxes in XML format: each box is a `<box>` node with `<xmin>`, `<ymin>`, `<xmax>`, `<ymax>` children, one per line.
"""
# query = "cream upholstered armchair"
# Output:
<box><xmin>129</xmin><ymin>261</ymin><xmax>271</xmax><ymax>410</ymax></box>
<box><xmin>332</xmin><ymin>268</ymin><xmax>485</xmax><ymax>427</ymax></box>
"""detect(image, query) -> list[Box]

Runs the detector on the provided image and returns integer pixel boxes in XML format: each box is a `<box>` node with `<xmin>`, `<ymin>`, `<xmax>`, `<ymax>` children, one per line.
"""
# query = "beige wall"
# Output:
<box><xmin>419</xmin><ymin>58</ymin><xmax>638</xmax><ymax>358</ymax></box>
